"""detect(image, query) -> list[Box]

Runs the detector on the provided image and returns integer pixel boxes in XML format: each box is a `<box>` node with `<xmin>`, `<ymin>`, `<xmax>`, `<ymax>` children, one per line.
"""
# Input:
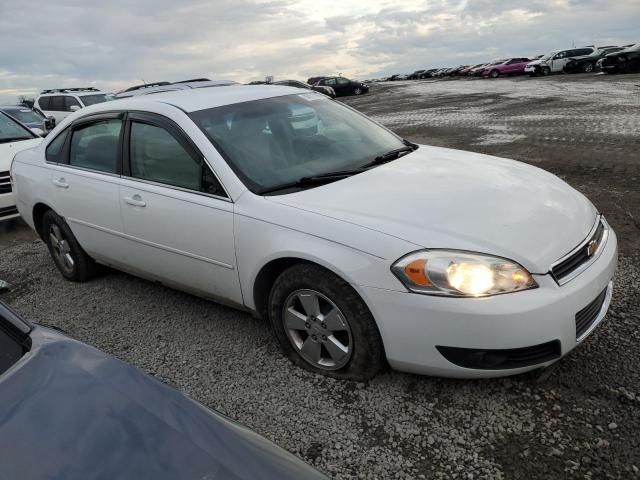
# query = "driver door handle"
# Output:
<box><xmin>52</xmin><ymin>178</ymin><xmax>69</xmax><ymax>189</ymax></box>
<box><xmin>124</xmin><ymin>194</ymin><xmax>146</xmax><ymax>208</ymax></box>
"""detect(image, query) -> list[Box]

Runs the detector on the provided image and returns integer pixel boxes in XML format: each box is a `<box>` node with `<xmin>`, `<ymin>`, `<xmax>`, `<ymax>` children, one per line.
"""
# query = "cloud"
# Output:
<box><xmin>0</xmin><ymin>0</ymin><xmax>638</xmax><ymax>102</ymax></box>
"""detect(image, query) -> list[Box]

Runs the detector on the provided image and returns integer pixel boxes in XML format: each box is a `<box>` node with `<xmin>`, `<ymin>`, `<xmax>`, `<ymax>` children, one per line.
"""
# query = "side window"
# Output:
<box><xmin>38</xmin><ymin>97</ymin><xmax>51</xmax><ymax>110</ymax></box>
<box><xmin>337</xmin><ymin>78</ymin><xmax>350</xmax><ymax>85</ymax></box>
<box><xmin>45</xmin><ymin>128</ymin><xmax>70</xmax><ymax>163</ymax></box>
<box><xmin>129</xmin><ymin>122</ymin><xmax>203</xmax><ymax>191</ymax></box>
<box><xmin>69</xmin><ymin>119</ymin><xmax>122</xmax><ymax>173</ymax></box>
<box><xmin>324</xmin><ymin>78</ymin><xmax>337</xmax><ymax>86</ymax></box>
<box><xmin>49</xmin><ymin>96</ymin><xmax>65</xmax><ymax>111</ymax></box>
<box><xmin>64</xmin><ymin>96</ymin><xmax>81</xmax><ymax>112</ymax></box>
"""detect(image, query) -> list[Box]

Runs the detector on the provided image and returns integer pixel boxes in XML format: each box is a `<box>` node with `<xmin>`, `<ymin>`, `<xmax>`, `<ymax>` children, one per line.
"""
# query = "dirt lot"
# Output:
<box><xmin>1</xmin><ymin>74</ymin><xmax>640</xmax><ymax>479</ymax></box>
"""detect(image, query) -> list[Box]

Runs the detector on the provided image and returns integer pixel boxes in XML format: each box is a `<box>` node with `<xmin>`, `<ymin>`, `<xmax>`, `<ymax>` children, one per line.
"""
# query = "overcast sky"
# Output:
<box><xmin>1</xmin><ymin>0</ymin><xmax>638</xmax><ymax>103</ymax></box>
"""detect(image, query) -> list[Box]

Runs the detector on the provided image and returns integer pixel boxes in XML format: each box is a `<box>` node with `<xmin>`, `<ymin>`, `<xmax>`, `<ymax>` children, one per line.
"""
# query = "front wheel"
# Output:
<box><xmin>268</xmin><ymin>264</ymin><xmax>384</xmax><ymax>381</ymax></box>
<box><xmin>542</xmin><ymin>66</ymin><xmax>551</xmax><ymax>76</ymax></box>
<box><xmin>353</xmin><ymin>87</ymin><xmax>362</xmax><ymax>95</ymax></box>
<box><xmin>490</xmin><ymin>69</ymin><xmax>500</xmax><ymax>79</ymax></box>
<box><xmin>43</xmin><ymin>210</ymin><xmax>97</xmax><ymax>282</ymax></box>
<box><xmin>582</xmin><ymin>62</ymin><xmax>594</xmax><ymax>73</ymax></box>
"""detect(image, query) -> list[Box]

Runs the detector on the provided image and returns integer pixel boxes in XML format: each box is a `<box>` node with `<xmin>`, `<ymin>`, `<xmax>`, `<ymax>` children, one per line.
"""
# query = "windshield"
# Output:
<box><xmin>190</xmin><ymin>93</ymin><xmax>406</xmax><ymax>193</ymax></box>
<box><xmin>80</xmin><ymin>94</ymin><xmax>115</xmax><ymax>106</ymax></box>
<box><xmin>9</xmin><ymin>109</ymin><xmax>44</xmax><ymax>124</ymax></box>
<box><xmin>540</xmin><ymin>51</ymin><xmax>557</xmax><ymax>61</ymax></box>
<box><xmin>0</xmin><ymin>112</ymin><xmax>36</xmax><ymax>142</ymax></box>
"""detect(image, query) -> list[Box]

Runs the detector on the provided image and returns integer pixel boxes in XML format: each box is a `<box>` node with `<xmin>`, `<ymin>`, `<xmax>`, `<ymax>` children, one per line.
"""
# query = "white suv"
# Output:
<box><xmin>34</xmin><ymin>88</ymin><xmax>114</xmax><ymax>123</ymax></box>
<box><xmin>525</xmin><ymin>47</ymin><xmax>596</xmax><ymax>76</ymax></box>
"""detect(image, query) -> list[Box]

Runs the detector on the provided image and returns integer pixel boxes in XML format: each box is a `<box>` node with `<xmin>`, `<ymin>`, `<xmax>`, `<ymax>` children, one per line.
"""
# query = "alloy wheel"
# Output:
<box><xmin>354</xmin><ymin>88</ymin><xmax>362</xmax><ymax>95</ymax></box>
<box><xmin>282</xmin><ymin>289</ymin><xmax>353</xmax><ymax>370</ymax></box>
<box><xmin>583</xmin><ymin>62</ymin><xmax>594</xmax><ymax>73</ymax></box>
<box><xmin>49</xmin><ymin>224</ymin><xmax>75</xmax><ymax>274</ymax></box>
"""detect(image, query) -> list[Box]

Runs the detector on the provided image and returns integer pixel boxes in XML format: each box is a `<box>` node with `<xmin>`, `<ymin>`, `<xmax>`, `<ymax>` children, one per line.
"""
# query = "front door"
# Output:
<box><xmin>118</xmin><ymin>113</ymin><xmax>242</xmax><ymax>304</ymax></box>
<box><xmin>550</xmin><ymin>51</ymin><xmax>570</xmax><ymax>72</ymax></box>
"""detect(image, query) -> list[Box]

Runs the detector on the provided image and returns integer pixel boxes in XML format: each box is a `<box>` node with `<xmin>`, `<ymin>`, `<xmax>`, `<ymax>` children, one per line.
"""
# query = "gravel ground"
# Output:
<box><xmin>1</xmin><ymin>74</ymin><xmax>640</xmax><ymax>479</ymax></box>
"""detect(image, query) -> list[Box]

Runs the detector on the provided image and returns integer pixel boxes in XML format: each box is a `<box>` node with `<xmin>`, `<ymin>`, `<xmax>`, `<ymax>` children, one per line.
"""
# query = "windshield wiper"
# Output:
<box><xmin>361</xmin><ymin>143</ymin><xmax>418</xmax><ymax>169</ymax></box>
<box><xmin>258</xmin><ymin>170</ymin><xmax>364</xmax><ymax>195</ymax></box>
<box><xmin>258</xmin><ymin>142</ymin><xmax>419</xmax><ymax>195</ymax></box>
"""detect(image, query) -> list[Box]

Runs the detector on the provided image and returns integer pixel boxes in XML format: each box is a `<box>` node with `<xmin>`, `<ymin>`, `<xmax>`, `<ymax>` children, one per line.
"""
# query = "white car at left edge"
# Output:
<box><xmin>0</xmin><ymin>111</ymin><xmax>42</xmax><ymax>222</ymax></box>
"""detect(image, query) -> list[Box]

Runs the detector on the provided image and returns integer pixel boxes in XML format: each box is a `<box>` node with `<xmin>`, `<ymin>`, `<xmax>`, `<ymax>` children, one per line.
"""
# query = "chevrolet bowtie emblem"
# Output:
<box><xmin>587</xmin><ymin>239</ymin><xmax>599</xmax><ymax>257</ymax></box>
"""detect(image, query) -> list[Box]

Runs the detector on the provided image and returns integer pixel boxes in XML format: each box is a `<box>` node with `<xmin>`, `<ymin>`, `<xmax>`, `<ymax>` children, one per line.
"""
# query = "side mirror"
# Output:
<box><xmin>45</xmin><ymin>116</ymin><xmax>56</xmax><ymax>130</ymax></box>
<box><xmin>30</xmin><ymin>128</ymin><xmax>45</xmax><ymax>137</ymax></box>
<box><xmin>69</xmin><ymin>105</ymin><xmax>81</xmax><ymax>112</ymax></box>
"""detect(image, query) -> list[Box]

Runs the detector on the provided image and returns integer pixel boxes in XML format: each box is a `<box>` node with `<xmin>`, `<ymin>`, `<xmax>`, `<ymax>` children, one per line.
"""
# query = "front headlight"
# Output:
<box><xmin>391</xmin><ymin>250</ymin><xmax>537</xmax><ymax>297</ymax></box>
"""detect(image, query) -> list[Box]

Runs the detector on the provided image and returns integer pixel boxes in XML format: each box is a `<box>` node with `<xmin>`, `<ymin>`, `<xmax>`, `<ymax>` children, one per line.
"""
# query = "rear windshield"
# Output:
<box><xmin>80</xmin><ymin>94</ymin><xmax>115</xmax><ymax>106</ymax></box>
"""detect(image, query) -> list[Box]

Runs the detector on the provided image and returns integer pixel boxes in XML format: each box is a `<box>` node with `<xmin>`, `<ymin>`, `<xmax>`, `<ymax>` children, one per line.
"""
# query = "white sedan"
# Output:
<box><xmin>11</xmin><ymin>86</ymin><xmax>617</xmax><ymax>380</ymax></box>
<box><xmin>0</xmin><ymin>111</ymin><xmax>42</xmax><ymax>222</ymax></box>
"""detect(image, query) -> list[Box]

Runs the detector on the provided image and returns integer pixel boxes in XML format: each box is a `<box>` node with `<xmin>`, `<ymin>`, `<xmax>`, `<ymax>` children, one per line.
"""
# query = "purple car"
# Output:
<box><xmin>482</xmin><ymin>58</ymin><xmax>531</xmax><ymax>78</ymax></box>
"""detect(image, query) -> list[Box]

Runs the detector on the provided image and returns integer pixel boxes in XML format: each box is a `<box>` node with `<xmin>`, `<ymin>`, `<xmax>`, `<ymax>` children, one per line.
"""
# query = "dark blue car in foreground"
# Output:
<box><xmin>0</xmin><ymin>302</ymin><xmax>327</xmax><ymax>480</ymax></box>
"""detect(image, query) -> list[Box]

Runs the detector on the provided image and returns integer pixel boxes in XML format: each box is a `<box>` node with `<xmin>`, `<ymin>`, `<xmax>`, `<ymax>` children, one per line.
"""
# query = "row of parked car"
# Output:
<box><xmin>376</xmin><ymin>43</ymin><xmax>640</xmax><ymax>81</ymax></box>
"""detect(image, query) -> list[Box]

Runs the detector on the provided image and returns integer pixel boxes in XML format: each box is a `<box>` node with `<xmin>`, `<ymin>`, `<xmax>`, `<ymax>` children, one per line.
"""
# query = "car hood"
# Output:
<box><xmin>0</xmin><ymin>138</ymin><xmax>42</xmax><ymax>170</ymax></box>
<box><xmin>269</xmin><ymin>146</ymin><xmax>596</xmax><ymax>273</ymax></box>
<box><xmin>527</xmin><ymin>59</ymin><xmax>545</xmax><ymax>66</ymax></box>
<box><xmin>0</xmin><ymin>327</ymin><xmax>327</xmax><ymax>480</ymax></box>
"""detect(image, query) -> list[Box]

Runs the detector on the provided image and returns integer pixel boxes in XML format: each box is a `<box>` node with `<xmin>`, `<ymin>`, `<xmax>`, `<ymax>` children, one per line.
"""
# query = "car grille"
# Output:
<box><xmin>0</xmin><ymin>171</ymin><xmax>11</xmax><ymax>195</ymax></box>
<box><xmin>575</xmin><ymin>288</ymin><xmax>608</xmax><ymax>339</ymax></box>
<box><xmin>0</xmin><ymin>205</ymin><xmax>18</xmax><ymax>218</ymax></box>
<box><xmin>551</xmin><ymin>219</ymin><xmax>606</xmax><ymax>284</ymax></box>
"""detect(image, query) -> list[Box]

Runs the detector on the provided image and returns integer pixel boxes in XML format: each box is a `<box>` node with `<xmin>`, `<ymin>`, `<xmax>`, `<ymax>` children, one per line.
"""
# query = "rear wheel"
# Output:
<box><xmin>43</xmin><ymin>210</ymin><xmax>97</xmax><ymax>282</ymax></box>
<box><xmin>582</xmin><ymin>62</ymin><xmax>594</xmax><ymax>73</ymax></box>
<box><xmin>268</xmin><ymin>264</ymin><xmax>384</xmax><ymax>381</ymax></box>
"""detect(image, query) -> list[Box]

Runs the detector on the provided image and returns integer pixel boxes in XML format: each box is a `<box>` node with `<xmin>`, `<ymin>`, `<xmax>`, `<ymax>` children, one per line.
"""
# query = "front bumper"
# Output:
<box><xmin>358</xmin><ymin>227</ymin><xmax>618</xmax><ymax>378</ymax></box>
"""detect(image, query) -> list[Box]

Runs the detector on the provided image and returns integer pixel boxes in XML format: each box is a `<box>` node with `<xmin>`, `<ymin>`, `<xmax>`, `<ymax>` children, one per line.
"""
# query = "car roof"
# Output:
<box><xmin>83</xmin><ymin>84</ymin><xmax>308</xmax><ymax>114</ymax></box>
<box><xmin>39</xmin><ymin>90</ymin><xmax>110</xmax><ymax>97</ymax></box>
<box><xmin>115</xmin><ymin>79</ymin><xmax>238</xmax><ymax>98</ymax></box>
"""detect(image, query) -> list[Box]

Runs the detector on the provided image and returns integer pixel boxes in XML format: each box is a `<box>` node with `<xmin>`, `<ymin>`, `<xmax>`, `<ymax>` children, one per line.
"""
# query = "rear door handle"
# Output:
<box><xmin>52</xmin><ymin>178</ymin><xmax>69</xmax><ymax>189</ymax></box>
<box><xmin>124</xmin><ymin>194</ymin><xmax>146</xmax><ymax>207</ymax></box>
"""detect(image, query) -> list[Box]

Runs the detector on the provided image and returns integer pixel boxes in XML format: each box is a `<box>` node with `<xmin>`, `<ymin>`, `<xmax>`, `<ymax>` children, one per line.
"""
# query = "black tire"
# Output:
<box><xmin>353</xmin><ymin>87</ymin><xmax>362</xmax><ymax>95</ymax></box>
<box><xmin>542</xmin><ymin>66</ymin><xmax>551</xmax><ymax>76</ymax></box>
<box><xmin>42</xmin><ymin>210</ymin><xmax>97</xmax><ymax>282</ymax></box>
<box><xmin>268</xmin><ymin>263</ymin><xmax>384</xmax><ymax>381</ymax></box>
<box><xmin>490</xmin><ymin>69</ymin><xmax>499</xmax><ymax>79</ymax></box>
<box><xmin>582</xmin><ymin>62</ymin><xmax>594</xmax><ymax>73</ymax></box>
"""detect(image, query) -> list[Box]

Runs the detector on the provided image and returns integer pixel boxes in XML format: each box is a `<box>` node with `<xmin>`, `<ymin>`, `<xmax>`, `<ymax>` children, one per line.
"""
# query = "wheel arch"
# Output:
<box><xmin>252</xmin><ymin>256</ymin><xmax>351</xmax><ymax>321</ymax></box>
<box><xmin>32</xmin><ymin>202</ymin><xmax>54</xmax><ymax>240</ymax></box>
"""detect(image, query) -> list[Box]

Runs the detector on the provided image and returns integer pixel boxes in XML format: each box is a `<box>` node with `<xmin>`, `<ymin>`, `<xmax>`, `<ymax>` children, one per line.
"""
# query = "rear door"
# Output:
<box><xmin>118</xmin><ymin>112</ymin><xmax>241</xmax><ymax>303</ymax></box>
<box><xmin>47</xmin><ymin>113</ymin><xmax>129</xmax><ymax>266</ymax></box>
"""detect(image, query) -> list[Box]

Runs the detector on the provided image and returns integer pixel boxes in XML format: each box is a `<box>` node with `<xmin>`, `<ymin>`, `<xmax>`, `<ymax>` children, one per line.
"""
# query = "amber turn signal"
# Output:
<box><xmin>404</xmin><ymin>259</ymin><xmax>431</xmax><ymax>286</ymax></box>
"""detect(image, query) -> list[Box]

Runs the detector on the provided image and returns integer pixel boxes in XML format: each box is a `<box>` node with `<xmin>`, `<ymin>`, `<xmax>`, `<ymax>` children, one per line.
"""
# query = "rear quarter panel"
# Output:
<box><xmin>11</xmin><ymin>144</ymin><xmax>54</xmax><ymax>230</ymax></box>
